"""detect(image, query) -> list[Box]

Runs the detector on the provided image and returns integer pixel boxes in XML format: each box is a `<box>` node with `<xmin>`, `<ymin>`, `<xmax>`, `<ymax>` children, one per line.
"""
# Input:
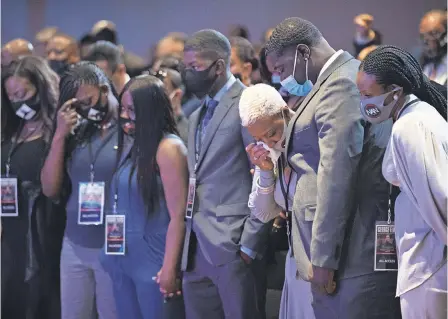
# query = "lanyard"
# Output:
<box><xmin>395</xmin><ymin>98</ymin><xmax>420</xmax><ymax>120</ymax></box>
<box><xmin>278</xmin><ymin>155</ymin><xmax>293</xmax><ymax>243</ymax></box>
<box><xmin>87</xmin><ymin>127</ymin><xmax>117</xmax><ymax>182</ymax></box>
<box><xmin>112</xmin><ymin>148</ymin><xmax>132</xmax><ymax>214</ymax></box>
<box><xmin>194</xmin><ymin>105</ymin><xmax>208</xmax><ymax>172</ymax></box>
<box><xmin>5</xmin><ymin>121</ymin><xmax>36</xmax><ymax>177</ymax></box>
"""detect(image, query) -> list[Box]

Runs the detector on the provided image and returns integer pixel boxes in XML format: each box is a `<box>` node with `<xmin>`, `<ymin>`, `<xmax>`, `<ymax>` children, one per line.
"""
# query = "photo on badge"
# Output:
<box><xmin>78</xmin><ymin>182</ymin><xmax>105</xmax><ymax>225</ymax></box>
<box><xmin>374</xmin><ymin>222</ymin><xmax>398</xmax><ymax>271</ymax></box>
<box><xmin>105</xmin><ymin>214</ymin><xmax>126</xmax><ymax>255</ymax></box>
<box><xmin>1</xmin><ymin>177</ymin><xmax>19</xmax><ymax>217</ymax></box>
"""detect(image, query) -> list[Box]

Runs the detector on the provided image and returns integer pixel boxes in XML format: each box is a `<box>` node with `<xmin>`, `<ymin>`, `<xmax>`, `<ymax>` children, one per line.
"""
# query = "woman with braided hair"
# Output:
<box><xmin>41</xmin><ymin>62</ymin><xmax>119</xmax><ymax>319</ymax></box>
<box><xmin>357</xmin><ymin>45</ymin><xmax>447</xmax><ymax>318</ymax></box>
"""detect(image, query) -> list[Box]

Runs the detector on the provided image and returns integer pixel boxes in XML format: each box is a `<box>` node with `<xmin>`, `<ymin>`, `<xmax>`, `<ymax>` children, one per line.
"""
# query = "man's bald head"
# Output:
<box><xmin>1</xmin><ymin>38</ymin><xmax>34</xmax><ymax>67</ymax></box>
<box><xmin>420</xmin><ymin>10</ymin><xmax>447</xmax><ymax>34</ymax></box>
<box><xmin>420</xmin><ymin>9</ymin><xmax>447</xmax><ymax>61</ymax></box>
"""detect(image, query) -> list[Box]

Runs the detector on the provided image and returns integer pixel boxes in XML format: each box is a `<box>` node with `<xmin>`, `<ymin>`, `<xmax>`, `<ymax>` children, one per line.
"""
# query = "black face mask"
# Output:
<box><xmin>74</xmin><ymin>95</ymin><xmax>108</xmax><ymax>123</ymax></box>
<box><xmin>48</xmin><ymin>59</ymin><xmax>69</xmax><ymax>76</ymax></box>
<box><xmin>181</xmin><ymin>60</ymin><xmax>218</xmax><ymax>98</ymax></box>
<box><xmin>120</xmin><ymin>117</ymin><xmax>135</xmax><ymax>137</ymax></box>
<box><xmin>233</xmin><ymin>73</ymin><xmax>243</xmax><ymax>82</ymax></box>
<box><xmin>10</xmin><ymin>93</ymin><xmax>40</xmax><ymax>120</ymax></box>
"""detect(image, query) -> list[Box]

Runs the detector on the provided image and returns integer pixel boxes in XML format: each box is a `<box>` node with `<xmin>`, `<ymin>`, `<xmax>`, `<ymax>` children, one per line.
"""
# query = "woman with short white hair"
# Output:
<box><xmin>239</xmin><ymin>83</ymin><xmax>314</xmax><ymax>319</ymax></box>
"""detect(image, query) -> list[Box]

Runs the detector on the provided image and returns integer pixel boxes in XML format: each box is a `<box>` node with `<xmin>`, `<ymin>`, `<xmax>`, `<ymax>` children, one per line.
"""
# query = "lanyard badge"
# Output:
<box><xmin>1</xmin><ymin>177</ymin><xmax>19</xmax><ymax>217</ymax></box>
<box><xmin>374</xmin><ymin>185</ymin><xmax>398</xmax><ymax>271</ymax></box>
<box><xmin>105</xmin><ymin>214</ymin><xmax>126</xmax><ymax>255</ymax></box>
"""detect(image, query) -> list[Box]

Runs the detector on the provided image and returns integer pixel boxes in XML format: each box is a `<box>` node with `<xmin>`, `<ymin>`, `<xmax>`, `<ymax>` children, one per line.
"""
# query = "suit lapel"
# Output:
<box><xmin>284</xmin><ymin>51</ymin><xmax>354</xmax><ymax>160</ymax></box>
<box><xmin>196</xmin><ymin>81</ymin><xmax>244</xmax><ymax>169</ymax></box>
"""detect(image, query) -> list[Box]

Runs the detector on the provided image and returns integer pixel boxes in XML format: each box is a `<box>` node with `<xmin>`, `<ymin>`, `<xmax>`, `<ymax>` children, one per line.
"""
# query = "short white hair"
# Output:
<box><xmin>239</xmin><ymin>83</ymin><xmax>287</xmax><ymax>127</ymax></box>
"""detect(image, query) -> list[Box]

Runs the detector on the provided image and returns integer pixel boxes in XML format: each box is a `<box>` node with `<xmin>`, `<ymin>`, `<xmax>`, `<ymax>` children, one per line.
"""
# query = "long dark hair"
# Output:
<box><xmin>58</xmin><ymin>61</ymin><xmax>119</xmax><ymax>152</ymax></box>
<box><xmin>360</xmin><ymin>45</ymin><xmax>447</xmax><ymax>119</ymax></box>
<box><xmin>1</xmin><ymin>56</ymin><xmax>59</xmax><ymax>143</ymax></box>
<box><xmin>117</xmin><ymin>75</ymin><xmax>179</xmax><ymax>213</ymax></box>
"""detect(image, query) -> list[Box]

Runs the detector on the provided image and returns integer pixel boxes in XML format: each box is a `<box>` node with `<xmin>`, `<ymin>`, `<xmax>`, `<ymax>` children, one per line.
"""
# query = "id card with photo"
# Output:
<box><xmin>374</xmin><ymin>221</ymin><xmax>398</xmax><ymax>271</ymax></box>
<box><xmin>1</xmin><ymin>177</ymin><xmax>19</xmax><ymax>217</ymax></box>
<box><xmin>78</xmin><ymin>182</ymin><xmax>105</xmax><ymax>225</ymax></box>
<box><xmin>105</xmin><ymin>215</ymin><xmax>125</xmax><ymax>255</ymax></box>
<box><xmin>185</xmin><ymin>178</ymin><xmax>196</xmax><ymax>219</ymax></box>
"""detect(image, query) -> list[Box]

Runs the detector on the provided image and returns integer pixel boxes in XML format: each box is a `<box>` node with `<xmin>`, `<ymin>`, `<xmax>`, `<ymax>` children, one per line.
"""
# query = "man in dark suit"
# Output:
<box><xmin>180</xmin><ymin>29</ymin><xmax>269</xmax><ymax>319</ymax></box>
<box><xmin>266</xmin><ymin>17</ymin><xmax>400</xmax><ymax>318</ymax></box>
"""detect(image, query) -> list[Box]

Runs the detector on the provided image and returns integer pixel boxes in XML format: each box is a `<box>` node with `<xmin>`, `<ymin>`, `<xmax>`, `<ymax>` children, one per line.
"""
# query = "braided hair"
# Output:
<box><xmin>360</xmin><ymin>45</ymin><xmax>447</xmax><ymax>119</ymax></box>
<box><xmin>58</xmin><ymin>61</ymin><xmax>119</xmax><ymax>151</ymax></box>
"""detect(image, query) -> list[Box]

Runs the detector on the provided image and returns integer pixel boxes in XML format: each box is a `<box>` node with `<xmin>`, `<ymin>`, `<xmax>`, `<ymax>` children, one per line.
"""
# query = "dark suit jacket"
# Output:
<box><xmin>182</xmin><ymin>80</ymin><xmax>269</xmax><ymax>267</ymax></box>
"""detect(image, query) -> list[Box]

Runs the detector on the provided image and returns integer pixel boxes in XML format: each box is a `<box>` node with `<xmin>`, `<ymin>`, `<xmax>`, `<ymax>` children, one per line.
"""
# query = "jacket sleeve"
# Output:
<box><xmin>311</xmin><ymin>77</ymin><xmax>364</xmax><ymax>270</ymax></box>
<box><xmin>240</xmin><ymin>127</ymin><xmax>272</xmax><ymax>255</ymax></box>
<box><xmin>248</xmin><ymin>167</ymin><xmax>282</xmax><ymax>223</ymax></box>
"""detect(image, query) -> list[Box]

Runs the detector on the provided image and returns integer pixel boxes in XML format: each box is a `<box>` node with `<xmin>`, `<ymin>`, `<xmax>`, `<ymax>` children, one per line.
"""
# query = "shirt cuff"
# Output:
<box><xmin>240</xmin><ymin>246</ymin><xmax>257</xmax><ymax>259</ymax></box>
<box><xmin>257</xmin><ymin>169</ymin><xmax>275</xmax><ymax>190</ymax></box>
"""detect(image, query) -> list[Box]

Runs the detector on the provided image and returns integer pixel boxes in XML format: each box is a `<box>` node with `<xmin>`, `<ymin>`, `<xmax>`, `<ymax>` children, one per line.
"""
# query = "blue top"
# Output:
<box><xmin>103</xmin><ymin>134</ymin><xmax>172</xmax><ymax>268</ymax></box>
<box><xmin>65</xmin><ymin>127</ymin><xmax>118</xmax><ymax>248</ymax></box>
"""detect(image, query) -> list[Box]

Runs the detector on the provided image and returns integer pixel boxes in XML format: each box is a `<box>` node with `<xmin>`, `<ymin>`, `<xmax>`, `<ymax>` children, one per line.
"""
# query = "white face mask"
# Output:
<box><xmin>258</xmin><ymin>142</ymin><xmax>282</xmax><ymax>163</ymax></box>
<box><xmin>15</xmin><ymin>103</ymin><xmax>37</xmax><ymax>120</ymax></box>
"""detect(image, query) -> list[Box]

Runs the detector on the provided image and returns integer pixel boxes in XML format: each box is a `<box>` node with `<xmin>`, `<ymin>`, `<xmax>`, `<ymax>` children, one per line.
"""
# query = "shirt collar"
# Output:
<box><xmin>318</xmin><ymin>50</ymin><xmax>344</xmax><ymax>79</ymax></box>
<box><xmin>206</xmin><ymin>75</ymin><xmax>236</xmax><ymax>103</ymax></box>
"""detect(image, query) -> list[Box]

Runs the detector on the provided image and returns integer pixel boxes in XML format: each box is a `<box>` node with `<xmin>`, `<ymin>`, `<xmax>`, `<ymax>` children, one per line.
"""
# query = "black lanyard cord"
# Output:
<box><xmin>112</xmin><ymin>148</ymin><xmax>133</xmax><ymax>213</ymax></box>
<box><xmin>87</xmin><ymin>127</ymin><xmax>117</xmax><ymax>181</ymax></box>
<box><xmin>278</xmin><ymin>155</ymin><xmax>293</xmax><ymax>215</ymax></box>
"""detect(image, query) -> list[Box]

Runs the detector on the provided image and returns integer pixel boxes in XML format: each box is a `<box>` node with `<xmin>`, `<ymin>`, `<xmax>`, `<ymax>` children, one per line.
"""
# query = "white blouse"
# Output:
<box><xmin>382</xmin><ymin>95</ymin><xmax>447</xmax><ymax>296</ymax></box>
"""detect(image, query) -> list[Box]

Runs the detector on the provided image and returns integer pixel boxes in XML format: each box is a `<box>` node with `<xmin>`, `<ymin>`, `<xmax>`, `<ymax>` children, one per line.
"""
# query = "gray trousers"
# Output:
<box><xmin>60</xmin><ymin>238</ymin><xmax>117</xmax><ymax>319</ymax></box>
<box><xmin>182</xmin><ymin>246</ymin><xmax>259</xmax><ymax>319</ymax></box>
<box><xmin>312</xmin><ymin>272</ymin><xmax>401</xmax><ymax>319</ymax></box>
<box><xmin>400</xmin><ymin>263</ymin><xmax>447</xmax><ymax>319</ymax></box>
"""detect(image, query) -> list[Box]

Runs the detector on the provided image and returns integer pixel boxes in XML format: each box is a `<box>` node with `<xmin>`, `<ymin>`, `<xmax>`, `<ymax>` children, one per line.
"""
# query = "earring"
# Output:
<box><xmin>393</xmin><ymin>95</ymin><xmax>398</xmax><ymax>101</ymax></box>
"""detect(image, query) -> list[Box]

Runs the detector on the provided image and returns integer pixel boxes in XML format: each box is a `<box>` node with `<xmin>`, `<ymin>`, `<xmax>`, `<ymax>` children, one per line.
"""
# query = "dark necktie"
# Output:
<box><xmin>201</xmin><ymin>99</ymin><xmax>219</xmax><ymax>138</ymax></box>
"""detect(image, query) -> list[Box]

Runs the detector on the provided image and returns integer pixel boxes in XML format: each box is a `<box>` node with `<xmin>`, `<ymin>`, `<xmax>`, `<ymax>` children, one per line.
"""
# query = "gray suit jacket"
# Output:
<box><xmin>285</xmin><ymin>51</ymin><xmax>392</xmax><ymax>280</ymax></box>
<box><xmin>182</xmin><ymin>80</ymin><xmax>269</xmax><ymax>267</ymax></box>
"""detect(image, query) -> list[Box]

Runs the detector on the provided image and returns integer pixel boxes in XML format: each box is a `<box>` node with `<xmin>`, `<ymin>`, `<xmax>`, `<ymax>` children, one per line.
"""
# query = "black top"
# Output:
<box><xmin>1</xmin><ymin>137</ymin><xmax>46</xmax><ymax>278</ymax></box>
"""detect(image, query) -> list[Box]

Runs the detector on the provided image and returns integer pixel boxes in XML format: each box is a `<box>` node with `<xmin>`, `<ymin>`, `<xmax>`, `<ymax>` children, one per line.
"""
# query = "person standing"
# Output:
<box><xmin>180</xmin><ymin>29</ymin><xmax>269</xmax><ymax>319</ymax></box>
<box><xmin>353</xmin><ymin>14</ymin><xmax>382</xmax><ymax>58</ymax></box>
<box><xmin>239</xmin><ymin>83</ymin><xmax>315</xmax><ymax>319</ymax></box>
<box><xmin>1</xmin><ymin>56</ymin><xmax>63</xmax><ymax>319</ymax></box>
<box><xmin>152</xmin><ymin>67</ymin><xmax>189</xmax><ymax>145</ymax></box>
<box><xmin>41</xmin><ymin>62</ymin><xmax>118</xmax><ymax>319</ymax></box>
<box><xmin>1</xmin><ymin>38</ymin><xmax>34</xmax><ymax>68</ymax></box>
<box><xmin>229</xmin><ymin>36</ymin><xmax>258</xmax><ymax>87</ymax></box>
<box><xmin>101</xmin><ymin>75</ymin><xmax>187</xmax><ymax>319</ymax></box>
<box><xmin>357</xmin><ymin>45</ymin><xmax>447</xmax><ymax>319</ymax></box>
<box><xmin>419</xmin><ymin>10</ymin><xmax>447</xmax><ymax>85</ymax></box>
<box><xmin>45</xmin><ymin>33</ymin><xmax>80</xmax><ymax>77</ymax></box>
<box><xmin>265</xmin><ymin>17</ymin><xmax>400</xmax><ymax>318</ymax></box>
<box><xmin>85</xmin><ymin>41</ymin><xmax>131</xmax><ymax>94</ymax></box>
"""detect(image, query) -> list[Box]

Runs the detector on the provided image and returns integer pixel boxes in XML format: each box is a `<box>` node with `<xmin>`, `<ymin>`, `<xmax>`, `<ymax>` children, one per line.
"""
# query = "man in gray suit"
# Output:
<box><xmin>265</xmin><ymin>18</ymin><xmax>401</xmax><ymax>318</ymax></box>
<box><xmin>180</xmin><ymin>29</ymin><xmax>269</xmax><ymax>319</ymax></box>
